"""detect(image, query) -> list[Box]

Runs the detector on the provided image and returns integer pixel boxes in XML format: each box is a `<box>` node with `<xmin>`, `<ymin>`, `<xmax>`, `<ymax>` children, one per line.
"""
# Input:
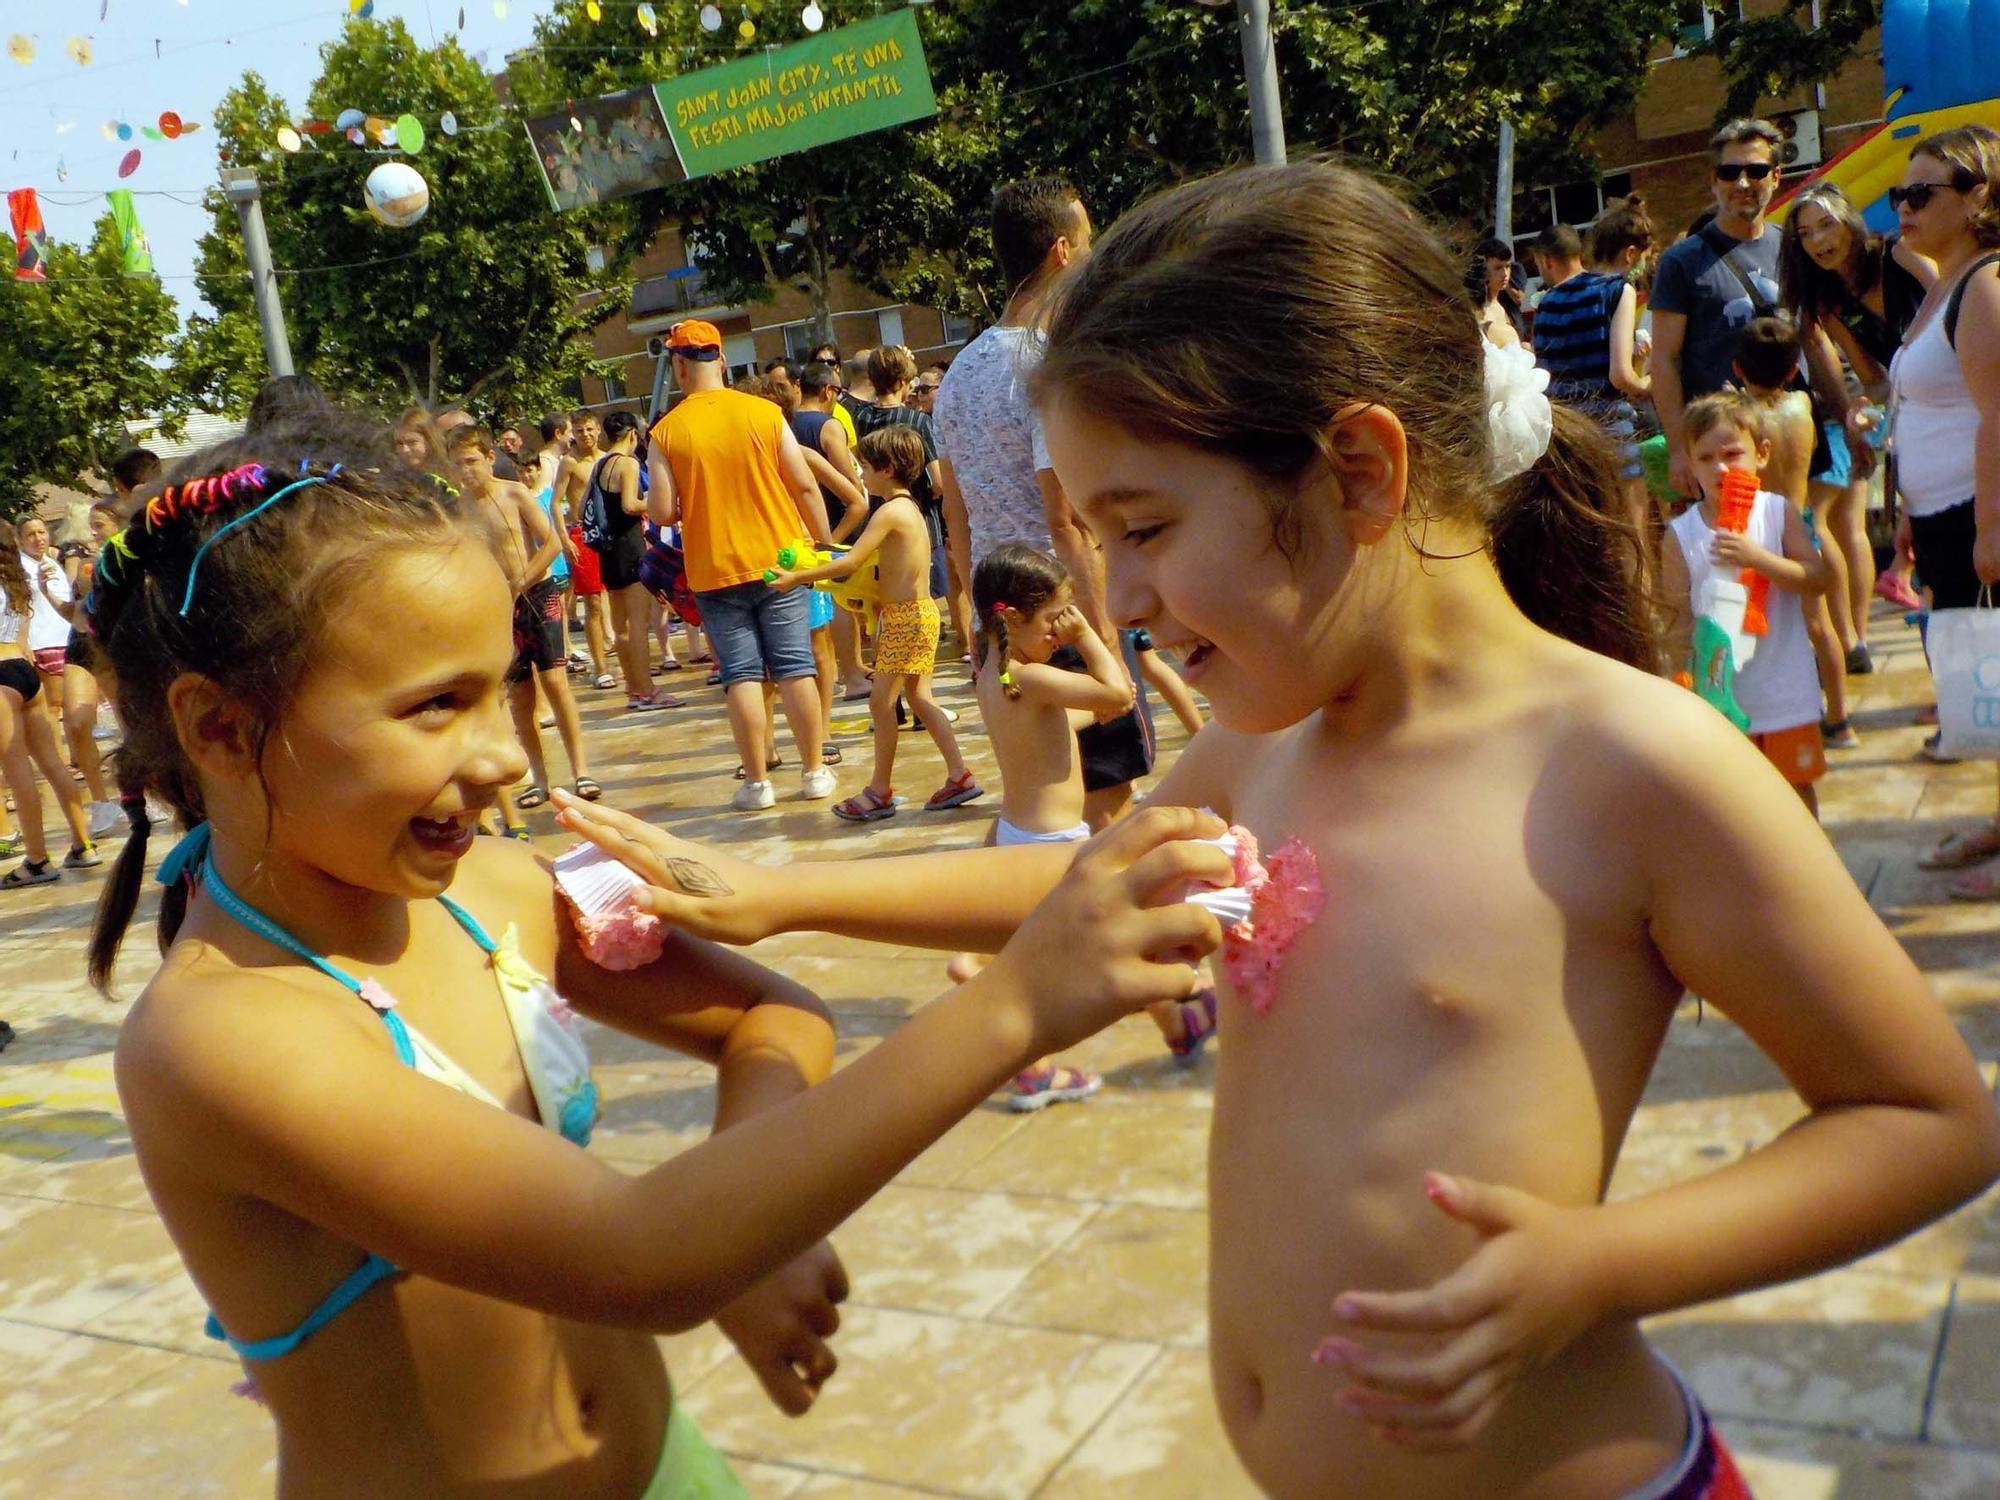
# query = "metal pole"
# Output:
<box><xmin>221</xmin><ymin>167</ymin><xmax>294</xmax><ymax>378</ymax></box>
<box><xmin>1236</xmin><ymin>0</ymin><xmax>1286</xmax><ymax>166</ymax></box>
<box><xmin>1495</xmin><ymin>119</ymin><xmax>1516</xmax><ymax>242</ymax></box>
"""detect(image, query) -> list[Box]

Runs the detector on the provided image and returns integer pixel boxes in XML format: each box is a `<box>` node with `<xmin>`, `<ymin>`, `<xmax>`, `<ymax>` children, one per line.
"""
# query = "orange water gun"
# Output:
<box><xmin>1715</xmin><ymin>468</ymin><xmax>1769</xmax><ymax>637</ymax></box>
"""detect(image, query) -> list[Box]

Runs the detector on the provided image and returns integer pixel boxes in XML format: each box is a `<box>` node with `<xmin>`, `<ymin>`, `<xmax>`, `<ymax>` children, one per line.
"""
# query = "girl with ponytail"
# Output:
<box><xmin>570</xmin><ymin>160</ymin><xmax>2000</xmax><ymax>1496</ymax></box>
<box><xmin>85</xmin><ymin>407</ymin><xmax>1214</xmax><ymax>1496</ymax></box>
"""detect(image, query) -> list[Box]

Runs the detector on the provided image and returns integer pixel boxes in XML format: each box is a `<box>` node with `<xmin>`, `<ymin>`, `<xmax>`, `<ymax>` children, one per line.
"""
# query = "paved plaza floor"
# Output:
<box><xmin>4</xmin><ymin>602</ymin><xmax>2000</xmax><ymax>1497</ymax></box>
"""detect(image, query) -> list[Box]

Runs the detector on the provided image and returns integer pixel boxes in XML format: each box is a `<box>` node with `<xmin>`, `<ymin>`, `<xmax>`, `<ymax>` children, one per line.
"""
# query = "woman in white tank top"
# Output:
<box><xmin>1888</xmin><ymin>127</ymin><xmax>2000</xmax><ymax>880</ymax></box>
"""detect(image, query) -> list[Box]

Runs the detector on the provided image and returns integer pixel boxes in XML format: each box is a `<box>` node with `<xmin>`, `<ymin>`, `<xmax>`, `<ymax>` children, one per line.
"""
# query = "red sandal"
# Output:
<box><xmin>833</xmin><ymin>786</ymin><xmax>897</xmax><ymax>823</ymax></box>
<box><xmin>924</xmin><ymin>770</ymin><xmax>985</xmax><ymax>810</ymax></box>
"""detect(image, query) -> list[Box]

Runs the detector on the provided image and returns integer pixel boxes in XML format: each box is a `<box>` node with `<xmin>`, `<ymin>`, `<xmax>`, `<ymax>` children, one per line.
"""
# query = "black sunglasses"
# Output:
<box><xmin>1713</xmin><ymin>162</ymin><xmax>1776</xmax><ymax>183</ymax></box>
<box><xmin>1888</xmin><ymin>178</ymin><xmax>1969</xmax><ymax>212</ymax></box>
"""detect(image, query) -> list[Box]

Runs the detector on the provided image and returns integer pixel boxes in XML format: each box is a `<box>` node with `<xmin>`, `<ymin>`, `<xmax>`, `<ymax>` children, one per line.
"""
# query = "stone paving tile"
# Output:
<box><xmin>0</xmin><ymin>1194</ymin><xmax>185</xmax><ymax>1331</ymax></box>
<box><xmin>1038</xmin><ymin>1347</ymin><xmax>1259</xmax><ymax>1500</ymax></box>
<box><xmin>1645</xmin><ymin>1266</ymin><xmax>1953</xmax><ymax>1438</ymax></box>
<box><xmin>0</xmin><ymin>1318</ymin><xmax>186</xmax><ymax>1460</ymax></box>
<box><xmin>828</xmin><ymin>1183</ymin><xmax>1100</xmax><ymax>1321</ymax></box>
<box><xmin>991</xmin><ymin>1202</ymin><xmax>1210</xmax><ymax>1348</ymax></box>
<box><xmin>677</xmin><ymin>1305</ymin><xmax>1156</xmax><ymax>1498</ymax></box>
<box><xmin>1926</xmin><ymin>1273</ymin><xmax>2000</xmax><ymax>1448</ymax></box>
<box><xmin>950</xmin><ymin>1099</ymin><xmax>1213</xmax><ymax>1210</ymax></box>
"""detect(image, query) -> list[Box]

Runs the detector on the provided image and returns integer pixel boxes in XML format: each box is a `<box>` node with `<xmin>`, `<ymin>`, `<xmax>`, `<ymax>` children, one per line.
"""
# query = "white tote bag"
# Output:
<box><xmin>1930</xmin><ymin>598</ymin><xmax>2000</xmax><ymax>759</ymax></box>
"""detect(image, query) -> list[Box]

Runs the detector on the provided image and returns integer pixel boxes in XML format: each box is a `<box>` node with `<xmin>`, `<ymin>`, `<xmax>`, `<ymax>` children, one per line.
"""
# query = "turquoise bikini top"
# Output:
<box><xmin>158</xmin><ymin>824</ymin><xmax>599</xmax><ymax>1364</ymax></box>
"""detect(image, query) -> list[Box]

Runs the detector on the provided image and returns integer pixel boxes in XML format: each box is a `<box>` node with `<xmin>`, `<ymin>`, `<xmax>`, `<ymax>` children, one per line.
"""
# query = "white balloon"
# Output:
<box><xmin>363</xmin><ymin>161</ymin><xmax>431</xmax><ymax>228</ymax></box>
<box><xmin>802</xmin><ymin>2</ymin><xmax>823</xmax><ymax>30</ymax></box>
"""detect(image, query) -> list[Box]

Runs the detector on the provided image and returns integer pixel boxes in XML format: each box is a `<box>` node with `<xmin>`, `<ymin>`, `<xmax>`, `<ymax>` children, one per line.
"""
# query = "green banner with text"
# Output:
<box><xmin>655</xmin><ymin>9</ymin><xmax>935</xmax><ymax>179</ymax></box>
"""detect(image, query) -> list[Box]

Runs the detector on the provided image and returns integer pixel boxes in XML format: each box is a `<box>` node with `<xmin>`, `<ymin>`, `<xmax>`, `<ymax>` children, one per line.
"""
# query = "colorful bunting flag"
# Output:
<box><xmin>109</xmin><ymin>188</ymin><xmax>153</xmax><ymax>276</ymax></box>
<box><xmin>8</xmin><ymin>188</ymin><xmax>48</xmax><ymax>280</ymax></box>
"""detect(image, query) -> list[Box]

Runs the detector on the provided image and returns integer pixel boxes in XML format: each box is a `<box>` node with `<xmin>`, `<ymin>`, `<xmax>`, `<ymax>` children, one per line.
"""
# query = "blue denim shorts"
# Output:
<box><xmin>696</xmin><ymin>580</ymin><xmax>817</xmax><ymax>686</ymax></box>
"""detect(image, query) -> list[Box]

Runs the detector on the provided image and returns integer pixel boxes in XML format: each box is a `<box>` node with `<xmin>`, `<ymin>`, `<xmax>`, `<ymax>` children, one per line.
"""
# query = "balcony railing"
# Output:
<box><xmin>629</xmin><ymin>267</ymin><xmax>721</xmax><ymax>320</ymax></box>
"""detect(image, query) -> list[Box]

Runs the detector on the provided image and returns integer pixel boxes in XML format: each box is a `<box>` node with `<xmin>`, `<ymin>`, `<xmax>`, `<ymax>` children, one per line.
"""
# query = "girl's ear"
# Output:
<box><xmin>1322</xmin><ymin>403</ymin><xmax>1411</xmax><ymax>546</ymax></box>
<box><xmin>166</xmin><ymin>672</ymin><xmax>261</xmax><ymax>785</ymax></box>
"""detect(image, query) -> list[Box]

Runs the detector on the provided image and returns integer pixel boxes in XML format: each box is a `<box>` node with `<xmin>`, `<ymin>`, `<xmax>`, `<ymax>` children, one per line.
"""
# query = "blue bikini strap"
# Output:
<box><xmin>204</xmin><ymin>1253</ymin><xmax>401</xmax><ymax>1361</ymax></box>
<box><xmin>437</xmin><ymin>894</ymin><xmax>498</xmax><ymax>955</ymax></box>
<box><xmin>157</xmin><ymin>823</ymin><xmax>414</xmax><ymax>1067</ymax></box>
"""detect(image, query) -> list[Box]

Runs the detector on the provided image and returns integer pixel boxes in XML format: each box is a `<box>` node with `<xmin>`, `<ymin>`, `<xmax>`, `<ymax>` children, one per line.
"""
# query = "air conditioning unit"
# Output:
<box><xmin>1775</xmin><ymin>108</ymin><xmax>1823</xmax><ymax>173</ymax></box>
<box><xmin>646</xmin><ymin>336</ymin><xmax>668</xmax><ymax>359</ymax></box>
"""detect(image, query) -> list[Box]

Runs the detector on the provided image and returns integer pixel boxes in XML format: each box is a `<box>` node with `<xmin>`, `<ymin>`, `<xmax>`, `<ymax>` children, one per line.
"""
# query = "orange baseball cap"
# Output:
<box><xmin>667</xmin><ymin>318</ymin><xmax>723</xmax><ymax>358</ymax></box>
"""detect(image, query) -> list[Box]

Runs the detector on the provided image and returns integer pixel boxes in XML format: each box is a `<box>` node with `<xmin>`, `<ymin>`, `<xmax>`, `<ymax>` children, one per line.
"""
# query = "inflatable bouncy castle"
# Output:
<box><xmin>1775</xmin><ymin>0</ymin><xmax>2000</xmax><ymax>229</ymax></box>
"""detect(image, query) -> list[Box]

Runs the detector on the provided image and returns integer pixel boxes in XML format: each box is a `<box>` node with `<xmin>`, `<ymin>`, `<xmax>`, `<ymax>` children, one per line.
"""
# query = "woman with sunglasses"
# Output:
<box><xmin>1890</xmin><ymin>127</ymin><xmax>2000</xmax><ymax>890</ymax></box>
<box><xmin>1780</xmin><ymin>182</ymin><xmax>1938</xmax><ymax>655</ymax></box>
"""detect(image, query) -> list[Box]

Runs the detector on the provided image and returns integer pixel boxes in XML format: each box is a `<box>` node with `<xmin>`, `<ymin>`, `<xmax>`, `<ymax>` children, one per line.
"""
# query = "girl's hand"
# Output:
<box><xmin>981</xmin><ymin>805</ymin><xmax>1233</xmax><ymax>1057</ymax></box>
<box><xmin>714</xmin><ymin>1238</ymin><xmax>849</xmax><ymax>1416</ymax></box>
<box><xmin>1314</xmin><ymin>1173</ymin><xmax>1605</xmax><ymax>1451</ymax></box>
<box><xmin>551</xmin><ymin>792</ymin><xmax>787</xmax><ymax>945</ymax></box>
<box><xmin>1051</xmin><ymin>604</ymin><xmax>1091</xmax><ymax>645</ymax></box>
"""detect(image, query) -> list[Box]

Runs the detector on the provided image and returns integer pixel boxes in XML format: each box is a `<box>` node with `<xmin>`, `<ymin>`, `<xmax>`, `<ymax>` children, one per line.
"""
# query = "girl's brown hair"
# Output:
<box><xmin>394</xmin><ymin>406</ymin><xmax>455</xmax><ymax>475</ymax></box>
<box><xmin>1914</xmin><ymin>124</ymin><xmax>2000</xmax><ymax>248</ymax></box>
<box><xmin>971</xmin><ymin>544</ymin><xmax>1069</xmax><ymax>700</ymax></box>
<box><xmin>1030</xmin><ymin>161</ymin><xmax>1658</xmax><ymax>671</ymax></box>
<box><xmin>0</xmin><ymin>519</ymin><xmax>31</xmax><ymax>624</ymax></box>
<box><xmin>83</xmin><ymin>411</ymin><xmax>470</xmax><ymax>991</ymax></box>
<box><xmin>1778</xmin><ymin>183</ymin><xmax>1884</xmax><ymax>327</ymax></box>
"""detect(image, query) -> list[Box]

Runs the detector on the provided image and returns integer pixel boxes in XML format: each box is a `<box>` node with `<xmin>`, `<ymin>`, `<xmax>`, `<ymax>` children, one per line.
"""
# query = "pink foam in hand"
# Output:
<box><xmin>554</xmin><ymin>843</ymin><xmax>667</xmax><ymax>971</ymax></box>
<box><xmin>1186</xmin><ymin>825</ymin><xmax>1325</xmax><ymax>1016</ymax></box>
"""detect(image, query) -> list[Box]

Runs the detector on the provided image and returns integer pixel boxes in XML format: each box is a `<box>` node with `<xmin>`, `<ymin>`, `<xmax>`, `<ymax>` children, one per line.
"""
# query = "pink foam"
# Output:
<box><xmin>566</xmin><ymin>900</ymin><xmax>667</xmax><ymax>971</ymax></box>
<box><xmin>1218</xmin><ymin>825</ymin><xmax>1325</xmax><ymax>1016</ymax></box>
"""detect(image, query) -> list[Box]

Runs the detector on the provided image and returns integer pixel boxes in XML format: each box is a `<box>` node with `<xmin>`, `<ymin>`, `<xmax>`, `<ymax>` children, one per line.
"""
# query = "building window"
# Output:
<box><xmin>601</xmin><ymin>369</ymin><xmax>627</xmax><ymax>402</ymax></box>
<box><xmin>940</xmin><ymin>312</ymin><xmax>975</xmax><ymax>346</ymax></box>
<box><xmin>877</xmin><ymin>308</ymin><xmax>906</xmax><ymax>348</ymax></box>
<box><xmin>1663</xmin><ymin>0</ymin><xmax>1744</xmax><ymax>57</ymax></box>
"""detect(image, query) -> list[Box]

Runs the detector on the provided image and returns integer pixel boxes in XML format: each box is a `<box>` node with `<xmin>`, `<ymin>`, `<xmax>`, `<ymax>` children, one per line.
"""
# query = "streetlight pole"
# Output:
<box><xmin>1237</xmin><ymin>0</ymin><xmax>1286</xmax><ymax>165</ymax></box>
<box><xmin>221</xmin><ymin>167</ymin><xmax>294</xmax><ymax>378</ymax></box>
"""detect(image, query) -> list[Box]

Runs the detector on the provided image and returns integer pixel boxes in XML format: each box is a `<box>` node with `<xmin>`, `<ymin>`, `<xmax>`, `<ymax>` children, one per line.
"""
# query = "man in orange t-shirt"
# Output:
<box><xmin>646</xmin><ymin>319</ymin><xmax>836</xmax><ymax>810</ymax></box>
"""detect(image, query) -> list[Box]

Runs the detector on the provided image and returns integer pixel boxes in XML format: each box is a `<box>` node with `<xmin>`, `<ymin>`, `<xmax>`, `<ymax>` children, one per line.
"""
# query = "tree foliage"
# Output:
<box><xmin>517</xmin><ymin>0</ymin><xmax>1683</xmax><ymax>329</ymax></box>
<box><xmin>0</xmin><ymin>214</ymin><xmax>183</xmax><ymax>518</ymax></box>
<box><xmin>175</xmin><ymin>21</ymin><xmax>625</xmax><ymax>417</ymax></box>
<box><xmin>1693</xmin><ymin>0</ymin><xmax>1880</xmax><ymax>125</ymax></box>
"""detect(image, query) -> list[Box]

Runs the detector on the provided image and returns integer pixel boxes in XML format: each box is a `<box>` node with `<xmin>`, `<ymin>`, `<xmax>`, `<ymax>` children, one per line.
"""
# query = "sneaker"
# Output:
<box><xmin>1005</xmin><ymin>1064</ymin><xmax>1102</xmax><ymax>1112</ymax></box>
<box><xmin>63</xmin><ymin>842</ymin><xmax>102</xmax><ymax>870</ymax></box>
<box><xmin>800</xmin><ymin>767</ymin><xmax>837</xmax><ymax>800</ymax></box>
<box><xmin>732</xmin><ymin>779</ymin><xmax>776</xmax><ymax>811</ymax></box>
<box><xmin>87</xmin><ymin>800</ymin><xmax>122</xmax><ymax>839</ymax></box>
<box><xmin>1821</xmin><ymin>718</ymin><xmax>1861</xmax><ymax>750</ymax></box>
<box><xmin>1844</xmin><ymin>642</ymin><xmax>1874</xmax><ymax>676</ymax></box>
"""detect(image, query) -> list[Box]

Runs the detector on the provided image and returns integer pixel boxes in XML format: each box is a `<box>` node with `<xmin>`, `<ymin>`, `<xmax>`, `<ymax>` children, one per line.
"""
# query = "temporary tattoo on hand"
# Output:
<box><xmin>666</xmin><ymin>857</ymin><xmax>734</xmax><ymax>898</ymax></box>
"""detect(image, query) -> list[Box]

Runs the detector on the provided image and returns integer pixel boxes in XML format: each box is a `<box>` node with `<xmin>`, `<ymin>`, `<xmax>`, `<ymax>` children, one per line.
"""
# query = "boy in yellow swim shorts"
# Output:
<box><xmin>768</xmin><ymin>426</ymin><xmax>983</xmax><ymax>823</ymax></box>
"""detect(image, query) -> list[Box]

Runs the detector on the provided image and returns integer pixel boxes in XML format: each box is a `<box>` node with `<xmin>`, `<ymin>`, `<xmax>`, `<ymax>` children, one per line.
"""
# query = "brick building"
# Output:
<box><xmin>575</xmin><ymin>223</ymin><xmax>972</xmax><ymax>416</ymax></box>
<box><xmin>1511</xmin><ymin>0</ymin><xmax>1884</xmax><ymax>251</ymax></box>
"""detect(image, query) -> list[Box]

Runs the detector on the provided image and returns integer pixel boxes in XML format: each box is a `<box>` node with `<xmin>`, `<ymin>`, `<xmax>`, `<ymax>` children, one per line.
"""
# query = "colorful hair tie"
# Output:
<box><xmin>177</xmin><ymin>464</ymin><xmax>342</xmax><ymax>618</ymax></box>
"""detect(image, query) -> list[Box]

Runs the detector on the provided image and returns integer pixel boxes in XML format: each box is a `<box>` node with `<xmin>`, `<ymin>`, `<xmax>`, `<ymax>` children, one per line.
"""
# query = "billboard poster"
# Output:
<box><xmin>654</xmin><ymin>9</ymin><xmax>935</xmax><ymax>181</ymax></box>
<box><xmin>526</xmin><ymin>86</ymin><xmax>686</xmax><ymax>212</ymax></box>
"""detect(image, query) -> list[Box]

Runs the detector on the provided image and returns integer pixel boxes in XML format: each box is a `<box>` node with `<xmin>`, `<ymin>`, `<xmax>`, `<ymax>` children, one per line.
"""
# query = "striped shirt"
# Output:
<box><xmin>1533</xmin><ymin>271</ymin><xmax>1626</xmax><ymax>406</ymax></box>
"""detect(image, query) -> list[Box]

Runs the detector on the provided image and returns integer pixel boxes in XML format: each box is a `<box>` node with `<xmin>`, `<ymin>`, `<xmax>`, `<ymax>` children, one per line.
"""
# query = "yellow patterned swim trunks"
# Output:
<box><xmin>873</xmin><ymin>596</ymin><xmax>941</xmax><ymax>676</ymax></box>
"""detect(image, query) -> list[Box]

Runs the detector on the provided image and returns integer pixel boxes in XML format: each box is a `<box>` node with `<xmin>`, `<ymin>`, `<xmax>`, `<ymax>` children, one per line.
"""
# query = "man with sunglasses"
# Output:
<box><xmin>1652</xmin><ymin>117</ymin><xmax>1789</xmax><ymax>499</ymax></box>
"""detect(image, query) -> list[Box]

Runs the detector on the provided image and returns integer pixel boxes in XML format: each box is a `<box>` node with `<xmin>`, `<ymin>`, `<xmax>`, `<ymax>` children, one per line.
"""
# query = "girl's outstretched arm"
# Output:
<box><xmin>550</xmin><ymin>791</ymin><xmax>1082</xmax><ymax>951</ymax></box>
<box><xmin>119</xmin><ymin>807</ymin><xmax>1232</xmax><ymax>1339</ymax></box>
<box><xmin>1316</xmin><ymin>684</ymin><xmax>2000</xmax><ymax>1448</ymax></box>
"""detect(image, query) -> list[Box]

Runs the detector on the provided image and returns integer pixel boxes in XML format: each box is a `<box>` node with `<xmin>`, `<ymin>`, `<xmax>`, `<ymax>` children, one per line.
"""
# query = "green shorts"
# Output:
<box><xmin>640</xmin><ymin>1404</ymin><xmax>748</xmax><ymax>1500</ymax></box>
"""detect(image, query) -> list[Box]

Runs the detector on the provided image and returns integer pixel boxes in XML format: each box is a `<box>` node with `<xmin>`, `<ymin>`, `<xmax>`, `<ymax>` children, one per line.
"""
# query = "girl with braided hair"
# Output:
<box><xmin>86</xmin><ymin>420</ymin><xmax>1224</xmax><ymax>1497</ymax></box>
<box><xmin>0</xmin><ymin>517</ymin><xmax>99</xmax><ymax>888</ymax></box>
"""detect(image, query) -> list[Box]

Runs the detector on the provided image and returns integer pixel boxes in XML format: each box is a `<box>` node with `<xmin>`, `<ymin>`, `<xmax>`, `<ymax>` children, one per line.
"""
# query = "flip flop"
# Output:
<box><xmin>822</xmin><ymin>745</ymin><xmax>842</xmax><ymax>766</ymax></box>
<box><xmin>574</xmin><ymin>777</ymin><xmax>603</xmax><ymax>802</ymax></box>
<box><xmin>516</xmin><ymin>786</ymin><xmax>550</xmax><ymax>810</ymax></box>
<box><xmin>1921</xmin><ymin>827</ymin><xmax>2000</xmax><ymax>870</ymax></box>
<box><xmin>1169</xmin><ymin>989</ymin><xmax>1219</xmax><ymax>1068</ymax></box>
<box><xmin>593</xmin><ymin>674</ymin><xmax>618</xmax><ymax>690</ymax></box>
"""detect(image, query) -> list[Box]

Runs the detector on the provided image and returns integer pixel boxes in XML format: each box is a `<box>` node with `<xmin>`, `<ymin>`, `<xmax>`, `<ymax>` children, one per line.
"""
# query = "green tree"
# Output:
<box><xmin>517</xmin><ymin>0</ymin><xmax>1682</xmax><ymax>332</ymax></box>
<box><xmin>0</xmin><ymin>214</ymin><xmax>183</xmax><ymax>518</ymax></box>
<box><xmin>1691</xmin><ymin>0</ymin><xmax>1880</xmax><ymax>124</ymax></box>
<box><xmin>176</xmin><ymin>22</ymin><xmax>624</xmax><ymax>417</ymax></box>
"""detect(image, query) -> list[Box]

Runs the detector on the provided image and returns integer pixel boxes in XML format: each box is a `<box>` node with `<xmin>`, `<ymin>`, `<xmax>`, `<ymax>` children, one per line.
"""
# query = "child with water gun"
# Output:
<box><xmin>1661</xmin><ymin>391</ymin><xmax>1833</xmax><ymax>814</ymax></box>
<box><xmin>767</xmin><ymin>426</ymin><xmax>983</xmax><ymax>822</ymax></box>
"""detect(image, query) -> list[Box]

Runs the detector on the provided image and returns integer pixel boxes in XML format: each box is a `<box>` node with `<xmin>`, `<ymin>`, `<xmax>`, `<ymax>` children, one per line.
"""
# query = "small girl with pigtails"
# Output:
<box><xmin>88</xmin><ymin>413</ymin><xmax>1229</xmax><ymax>1498</ymax></box>
<box><xmin>551</xmin><ymin>162</ymin><xmax>2000</xmax><ymax>1498</ymax></box>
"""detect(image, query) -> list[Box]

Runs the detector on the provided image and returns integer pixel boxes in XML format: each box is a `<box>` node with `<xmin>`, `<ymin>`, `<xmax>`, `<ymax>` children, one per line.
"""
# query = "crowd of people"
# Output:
<box><xmin>0</xmin><ymin>121</ymin><xmax>1996</xmax><ymax>1499</ymax></box>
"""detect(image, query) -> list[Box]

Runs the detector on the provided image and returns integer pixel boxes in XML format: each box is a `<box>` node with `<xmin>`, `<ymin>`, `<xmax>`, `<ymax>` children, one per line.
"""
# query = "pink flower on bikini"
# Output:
<box><xmin>356</xmin><ymin>978</ymin><xmax>399</xmax><ymax>1012</ymax></box>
